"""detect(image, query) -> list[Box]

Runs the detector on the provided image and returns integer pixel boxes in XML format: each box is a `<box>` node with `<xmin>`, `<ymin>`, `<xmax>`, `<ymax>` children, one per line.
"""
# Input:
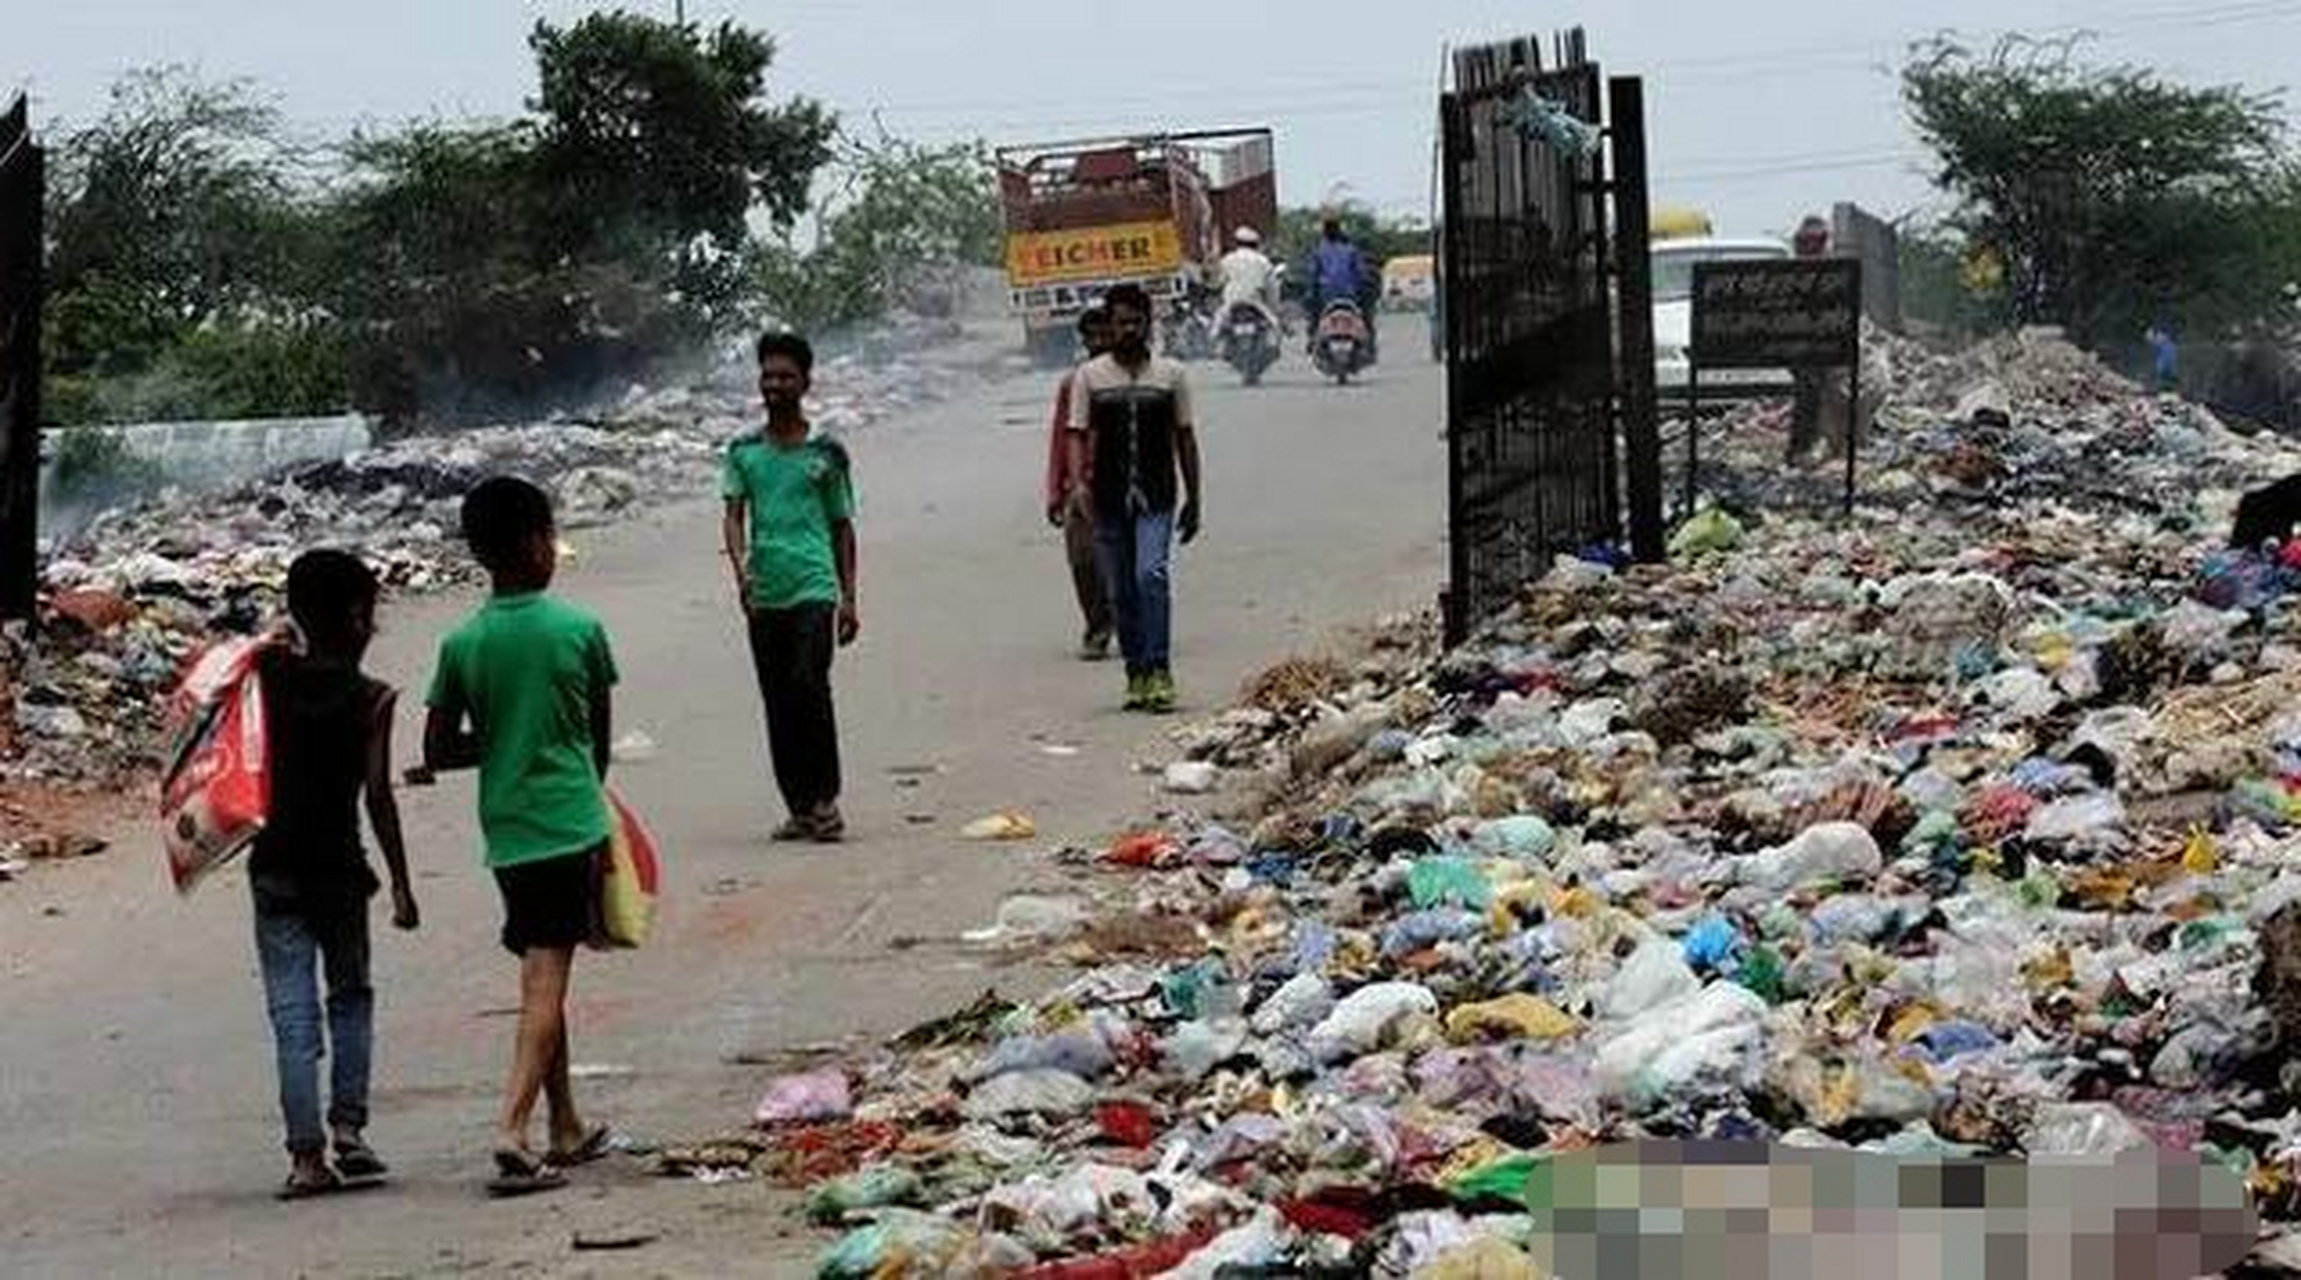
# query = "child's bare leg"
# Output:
<box><xmin>497</xmin><ymin>947</ymin><xmax>573</xmax><ymax>1155</ymax></box>
<box><xmin>544</xmin><ymin>1021</ymin><xmax>586</xmax><ymax>1150</ymax></box>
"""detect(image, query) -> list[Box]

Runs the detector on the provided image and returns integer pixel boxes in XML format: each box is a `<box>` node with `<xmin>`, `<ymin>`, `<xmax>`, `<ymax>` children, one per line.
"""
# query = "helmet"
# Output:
<box><xmin>1233</xmin><ymin>226</ymin><xmax>1262</xmax><ymax>247</ymax></box>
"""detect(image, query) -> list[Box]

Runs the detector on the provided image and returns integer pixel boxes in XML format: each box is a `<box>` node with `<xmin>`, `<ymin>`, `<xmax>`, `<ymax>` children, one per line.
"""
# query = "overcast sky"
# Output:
<box><xmin>8</xmin><ymin>0</ymin><xmax>2299</xmax><ymax>236</ymax></box>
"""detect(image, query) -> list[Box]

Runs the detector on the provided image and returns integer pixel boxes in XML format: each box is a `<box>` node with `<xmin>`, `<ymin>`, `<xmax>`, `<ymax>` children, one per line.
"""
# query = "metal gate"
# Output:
<box><xmin>0</xmin><ymin>96</ymin><xmax>44</xmax><ymax>622</ymax></box>
<box><xmin>1439</xmin><ymin>31</ymin><xmax>1656</xmax><ymax>644</ymax></box>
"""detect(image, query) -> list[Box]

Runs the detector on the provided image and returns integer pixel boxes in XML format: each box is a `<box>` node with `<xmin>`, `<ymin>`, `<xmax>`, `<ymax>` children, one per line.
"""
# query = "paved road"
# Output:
<box><xmin>0</xmin><ymin>329</ymin><xmax>1446</xmax><ymax>1277</ymax></box>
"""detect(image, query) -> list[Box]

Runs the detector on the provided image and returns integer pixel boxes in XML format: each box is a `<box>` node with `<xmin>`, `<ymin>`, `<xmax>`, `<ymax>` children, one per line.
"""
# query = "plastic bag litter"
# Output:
<box><xmin>1309</xmin><ymin>983</ymin><xmax>1440</xmax><ymax>1061</ymax></box>
<box><xmin>1409</xmin><ymin>856</ymin><xmax>1493</xmax><ymax>910</ymax></box>
<box><xmin>1669</xmin><ymin>508</ymin><xmax>1745</xmax><ymax>559</ymax></box>
<box><xmin>1470</xmin><ymin>815</ymin><xmax>1556</xmax><ymax>861</ymax></box>
<box><xmin>1252</xmin><ymin>972</ymin><xmax>1337</xmax><ymax>1037</ymax></box>
<box><xmin>1594</xmin><ymin>982</ymin><xmax>1768</xmax><ymax>1108</ymax></box>
<box><xmin>1735</xmin><ymin>822</ymin><xmax>1882</xmax><ymax>891</ymax></box>
<box><xmin>2026</xmin><ymin>1102</ymin><xmax>2155</xmax><ymax>1156</ymax></box>
<box><xmin>809</xmin><ymin>1166</ymin><xmax>926</xmax><ymax>1223</ymax></box>
<box><xmin>962</xmin><ymin>1069</ymin><xmax>1095</xmax><ymax>1120</ymax></box>
<box><xmin>962</xmin><ymin>811</ymin><xmax>1038</xmax><ymax>841</ymax></box>
<box><xmin>975</xmin><ymin>1028</ymin><xmax>1116</xmax><ymax>1083</ymax></box>
<box><xmin>755</xmin><ymin>1067</ymin><xmax>852</xmax><ymax>1127</ymax></box>
<box><xmin>1163</xmin><ymin>1207</ymin><xmax>1294</xmax><ymax>1280</ymax></box>
<box><xmin>1599</xmin><ymin>936</ymin><xmax>1702</xmax><ymax>1021</ymax></box>
<box><xmin>1444</xmin><ymin>994</ymin><xmax>1578</xmax><ymax>1043</ymax></box>
<box><xmin>1413</xmin><ymin>1237</ymin><xmax>1544</xmax><ymax>1280</ymax></box>
<box><xmin>817</xmin><ymin>1208</ymin><xmax>970</xmax><ymax>1279</ymax></box>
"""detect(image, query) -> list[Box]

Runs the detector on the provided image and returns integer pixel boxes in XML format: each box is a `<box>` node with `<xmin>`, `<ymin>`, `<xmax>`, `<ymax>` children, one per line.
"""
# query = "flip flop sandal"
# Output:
<box><xmin>332</xmin><ymin>1140</ymin><xmax>389</xmax><ymax>1180</ymax></box>
<box><xmin>276</xmin><ymin>1169</ymin><xmax>343</xmax><ymax>1201</ymax></box>
<box><xmin>545</xmin><ymin>1124</ymin><xmax>614</xmax><ymax>1169</ymax></box>
<box><xmin>486</xmin><ymin>1148</ymin><xmax>568</xmax><ymax>1199</ymax></box>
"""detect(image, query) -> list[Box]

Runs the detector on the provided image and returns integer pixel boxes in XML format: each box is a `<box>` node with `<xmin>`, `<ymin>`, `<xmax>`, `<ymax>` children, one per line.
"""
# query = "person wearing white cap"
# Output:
<box><xmin>1214</xmin><ymin>226</ymin><xmax>1280</xmax><ymax>328</ymax></box>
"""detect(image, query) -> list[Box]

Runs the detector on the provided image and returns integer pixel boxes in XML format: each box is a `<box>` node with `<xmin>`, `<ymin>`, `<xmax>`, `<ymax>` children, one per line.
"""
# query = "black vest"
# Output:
<box><xmin>1086</xmin><ymin>374</ymin><xmax>1181</xmax><ymax>517</ymax></box>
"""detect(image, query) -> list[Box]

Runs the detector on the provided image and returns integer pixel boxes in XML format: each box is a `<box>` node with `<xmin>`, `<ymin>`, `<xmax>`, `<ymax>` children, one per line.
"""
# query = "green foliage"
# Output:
<box><xmin>44</xmin><ymin>12</ymin><xmax>843</xmax><ymax>424</ymax></box>
<box><xmin>752</xmin><ymin>134</ymin><xmax>1002</xmax><ymax>333</ymax></box>
<box><xmin>1902</xmin><ymin>35</ymin><xmax>2295</xmax><ymax>344</ymax></box>
<box><xmin>528</xmin><ymin>12</ymin><xmax>833</xmax><ymax>318</ymax></box>
<box><xmin>43</xmin><ymin>68</ymin><xmax>306</xmax><ymax>388</ymax></box>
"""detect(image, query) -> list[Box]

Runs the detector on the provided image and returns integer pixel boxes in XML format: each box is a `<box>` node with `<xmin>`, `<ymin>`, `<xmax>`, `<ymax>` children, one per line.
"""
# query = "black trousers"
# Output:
<box><xmin>744</xmin><ymin>604</ymin><xmax>842</xmax><ymax>815</ymax></box>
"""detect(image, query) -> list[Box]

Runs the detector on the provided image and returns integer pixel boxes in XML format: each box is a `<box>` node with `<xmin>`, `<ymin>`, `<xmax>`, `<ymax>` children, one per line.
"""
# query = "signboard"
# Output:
<box><xmin>1689</xmin><ymin>258</ymin><xmax>1862</xmax><ymax>369</ymax></box>
<box><xmin>1005</xmin><ymin>220</ymin><xmax>1184</xmax><ymax>288</ymax></box>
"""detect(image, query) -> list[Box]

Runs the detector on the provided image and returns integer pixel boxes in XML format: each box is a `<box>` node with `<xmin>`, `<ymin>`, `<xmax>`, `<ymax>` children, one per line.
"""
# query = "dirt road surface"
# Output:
<box><xmin>2</xmin><ymin>328</ymin><xmax>1445</xmax><ymax>1278</ymax></box>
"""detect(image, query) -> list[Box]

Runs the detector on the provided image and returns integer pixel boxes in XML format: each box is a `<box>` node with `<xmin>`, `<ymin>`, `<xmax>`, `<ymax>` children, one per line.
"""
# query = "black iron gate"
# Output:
<box><xmin>1439</xmin><ymin>31</ymin><xmax>1657</xmax><ymax>644</ymax></box>
<box><xmin>0</xmin><ymin>96</ymin><xmax>42</xmax><ymax>622</ymax></box>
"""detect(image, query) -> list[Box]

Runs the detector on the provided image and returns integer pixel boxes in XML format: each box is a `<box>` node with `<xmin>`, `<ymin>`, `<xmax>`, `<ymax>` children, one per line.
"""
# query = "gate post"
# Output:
<box><xmin>0</xmin><ymin>97</ymin><xmax>44</xmax><ymax>623</ymax></box>
<box><xmin>1608</xmin><ymin>77</ymin><xmax>1663</xmax><ymax>564</ymax></box>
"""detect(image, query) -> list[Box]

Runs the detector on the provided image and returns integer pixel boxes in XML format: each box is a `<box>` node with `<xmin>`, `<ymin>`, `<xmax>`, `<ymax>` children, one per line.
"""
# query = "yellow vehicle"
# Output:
<box><xmin>1652</xmin><ymin>206</ymin><xmax>1715</xmax><ymax>242</ymax></box>
<box><xmin>1381</xmin><ymin>255</ymin><xmax>1436</xmax><ymax>312</ymax></box>
<box><xmin>997</xmin><ymin>128</ymin><xmax>1277</xmax><ymax>364</ymax></box>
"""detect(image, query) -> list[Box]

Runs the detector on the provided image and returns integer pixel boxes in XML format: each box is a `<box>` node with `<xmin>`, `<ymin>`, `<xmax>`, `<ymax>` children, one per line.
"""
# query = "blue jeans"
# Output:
<box><xmin>253</xmin><ymin>902</ymin><xmax>373</xmax><ymax>1155</ymax></box>
<box><xmin>1094</xmin><ymin>509</ymin><xmax>1176</xmax><ymax>675</ymax></box>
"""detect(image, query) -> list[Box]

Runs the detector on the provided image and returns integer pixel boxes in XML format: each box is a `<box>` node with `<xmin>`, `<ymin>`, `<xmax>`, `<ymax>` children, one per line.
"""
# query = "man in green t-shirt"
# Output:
<box><xmin>416</xmin><ymin>475</ymin><xmax>618</xmax><ymax>1196</ymax></box>
<box><xmin>721</xmin><ymin>331</ymin><xmax>860</xmax><ymax>844</ymax></box>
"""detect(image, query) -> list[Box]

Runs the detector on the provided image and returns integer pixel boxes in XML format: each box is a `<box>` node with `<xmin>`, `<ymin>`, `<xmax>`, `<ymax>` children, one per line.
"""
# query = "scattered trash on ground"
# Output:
<box><xmin>645</xmin><ymin>325</ymin><xmax>2301</xmax><ymax>1274</ymax></box>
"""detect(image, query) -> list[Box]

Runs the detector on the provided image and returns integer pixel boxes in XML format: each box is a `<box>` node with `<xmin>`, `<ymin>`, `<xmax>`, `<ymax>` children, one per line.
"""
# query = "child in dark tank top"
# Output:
<box><xmin>247</xmin><ymin>550</ymin><xmax>418</xmax><ymax>1199</ymax></box>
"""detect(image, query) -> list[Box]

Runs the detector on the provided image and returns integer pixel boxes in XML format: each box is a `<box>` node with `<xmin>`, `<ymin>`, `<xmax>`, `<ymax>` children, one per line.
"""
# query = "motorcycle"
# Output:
<box><xmin>1311</xmin><ymin>300</ymin><xmax>1372</xmax><ymax>384</ymax></box>
<box><xmin>1219</xmin><ymin>301</ymin><xmax>1280</xmax><ymax>386</ymax></box>
<box><xmin>1162</xmin><ymin>291</ymin><xmax>1219</xmax><ymax>361</ymax></box>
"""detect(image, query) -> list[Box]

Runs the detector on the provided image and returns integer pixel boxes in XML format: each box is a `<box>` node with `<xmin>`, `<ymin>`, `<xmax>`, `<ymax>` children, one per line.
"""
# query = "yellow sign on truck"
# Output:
<box><xmin>1005</xmin><ymin>220</ymin><xmax>1185</xmax><ymax>288</ymax></box>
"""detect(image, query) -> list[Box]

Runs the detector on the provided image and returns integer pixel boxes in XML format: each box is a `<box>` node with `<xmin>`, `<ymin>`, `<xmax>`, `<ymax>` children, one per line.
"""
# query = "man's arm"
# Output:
<box><xmin>363</xmin><ymin>690</ymin><xmax>418</xmax><ymax>930</ymax></box>
<box><xmin>1175</xmin><ymin>366</ymin><xmax>1202</xmax><ymax>543</ymax></box>
<box><xmin>1045</xmin><ymin>379</ymin><xmax>1074</xmax><ymax>525</ymax></box>
<box><xmin>833</xmin><ymin>518</ymin><xmax>860</xmax><ymax>646</ymax></box>
<box><xmin>1064</xmin><ymin>366</ymin><xmax>1093</xmax><ymax>502</ymax></box>
<box><xmin>1177</xmin><ymin>425</ymin><xmax>1203</xmax><ymax>544</ymax></box>
<box><xmin>590</xmin><ymin>684</ymin><xmax>613</xmax><ymax>782</ymax></box>
<box><xmin>722</xmin><ymin>498</ymin><xmax>752</xmax><ymax>612</ymax></box>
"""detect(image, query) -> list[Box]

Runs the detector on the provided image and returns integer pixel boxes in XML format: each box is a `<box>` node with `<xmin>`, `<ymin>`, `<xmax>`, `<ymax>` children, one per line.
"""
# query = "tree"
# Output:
<box><xmin>528</xmin><ymin>12</ymin><xmax>834</xmax><ymax>317</ymax></box>
<box><xmin>45</xmin><ymin>70</ymin><xmax>301</xmax><ymax>371</ymax></box>
<box><xmin>752</xmin><ymin>133</ymin><xmax>1002</xmax><ymax>333</ymax></box>
<box><xmin>1902</xmin><ymin>35</ymin><xmax>2292</xmax><ymax>345</ymax></box>
<box><xmin>42</xmin><ymin>67</ymin><xmax>351</xmax><ymax>424</ymax></box>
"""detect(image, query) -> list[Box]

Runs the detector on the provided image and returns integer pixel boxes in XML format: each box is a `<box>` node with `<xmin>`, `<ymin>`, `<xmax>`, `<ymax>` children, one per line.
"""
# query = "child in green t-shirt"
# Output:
<box><xmin>412</xmin><ymin>475</ymin><xmax>617</xmax><ymax>1196</ymax></box>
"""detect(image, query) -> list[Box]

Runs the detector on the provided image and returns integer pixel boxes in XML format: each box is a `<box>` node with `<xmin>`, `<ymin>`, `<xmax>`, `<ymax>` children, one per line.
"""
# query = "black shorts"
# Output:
<box><xmin>493</xmin><ymin>846</ymin><xmax>603</xmax><ymax>956</ymax></box>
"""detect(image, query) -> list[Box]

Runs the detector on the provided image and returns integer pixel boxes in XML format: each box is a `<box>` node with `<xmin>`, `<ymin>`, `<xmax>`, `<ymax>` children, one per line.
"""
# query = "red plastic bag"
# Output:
<box><xmin>158</xmin><ymin>637</ymin><xmax>275</xmax><ymax>895</ymax></box>
<box><xmin>590</xmin><ymin>790</ymin><xmax>661</xmax><ymax>949</ymax></box>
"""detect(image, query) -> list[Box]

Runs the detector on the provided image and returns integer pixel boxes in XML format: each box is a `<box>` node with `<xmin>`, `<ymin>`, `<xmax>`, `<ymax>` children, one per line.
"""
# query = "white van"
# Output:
<box><xmin>1652</xmin><ymin>237</ymin><xmax>1798</xmax><ymax>401</ymax></box>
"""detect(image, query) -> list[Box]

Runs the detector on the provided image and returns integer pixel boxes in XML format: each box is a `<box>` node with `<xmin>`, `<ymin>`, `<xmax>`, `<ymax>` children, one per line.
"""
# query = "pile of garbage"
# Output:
<box><xmin>671</xmin><ymin>329</ymin><xmax>2301</xmax><ymax>1275</ymax></box>
<box><xmin>4</xmin><ymin>340</ymin><xmax>984</xmax><ymax>793</ymax></box>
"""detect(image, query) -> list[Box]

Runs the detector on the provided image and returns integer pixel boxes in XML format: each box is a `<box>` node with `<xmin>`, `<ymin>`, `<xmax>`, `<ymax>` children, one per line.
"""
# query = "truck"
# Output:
<box><xmin>996</xmin><ymin>128</ymin><xmax>1277</xmax><ymax>364</ymax></box>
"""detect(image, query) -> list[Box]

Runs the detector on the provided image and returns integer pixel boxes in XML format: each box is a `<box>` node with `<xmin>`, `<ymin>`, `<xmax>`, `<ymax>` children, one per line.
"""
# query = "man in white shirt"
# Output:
<box><xmin>1214</xmin><ymin>227</ymin><xmax>1279</xmax><ymax>327</ymax></box>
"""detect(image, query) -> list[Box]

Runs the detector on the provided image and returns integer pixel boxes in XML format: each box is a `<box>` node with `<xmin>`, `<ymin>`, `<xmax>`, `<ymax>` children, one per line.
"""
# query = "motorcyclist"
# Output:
<box><xmin>1307</xmin><ymin>217</ymin><xmax>1379</xmax><ymax>361</ymax></box>
<box><xmin>1214</xmin><ymin>226</ymin><xmax>1281</xmax><ymax>338</ymax></box>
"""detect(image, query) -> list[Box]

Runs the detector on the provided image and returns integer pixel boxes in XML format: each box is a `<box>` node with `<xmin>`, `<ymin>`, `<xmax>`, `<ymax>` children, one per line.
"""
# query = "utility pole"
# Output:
<box><xmin>675</xmin><ymin>0</ymin><xmax>686</xmax><ymax>24</ymax></box>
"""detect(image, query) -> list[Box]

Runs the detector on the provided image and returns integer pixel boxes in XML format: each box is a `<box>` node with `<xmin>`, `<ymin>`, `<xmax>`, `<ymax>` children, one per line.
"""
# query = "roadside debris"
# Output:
<box><xmin>647</xmin><ymin>325</ymin><xmax>2301</xmax><ymax>1274</ymax></box>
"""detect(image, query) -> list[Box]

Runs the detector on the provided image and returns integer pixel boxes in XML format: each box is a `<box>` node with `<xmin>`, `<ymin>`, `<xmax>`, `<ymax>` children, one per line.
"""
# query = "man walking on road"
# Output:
<box><xmin>1046</xmin><ymin>306</ymin><xmax>1115</xmax><ymax>660</ymax></box>
<box><xmin>1066</xmin><ymin>284</ymin><xmax>1202</xmax><ymax>713</ymax></box>
<box><xmin>723</xmin><ymin>332</ymin><xmax>860</xmax><ymax>843</ymax></box>
<box><xmin>1787</xmin><ymin>214</ymin><xmax>1833</xmax><ymax>466</ymax></box>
